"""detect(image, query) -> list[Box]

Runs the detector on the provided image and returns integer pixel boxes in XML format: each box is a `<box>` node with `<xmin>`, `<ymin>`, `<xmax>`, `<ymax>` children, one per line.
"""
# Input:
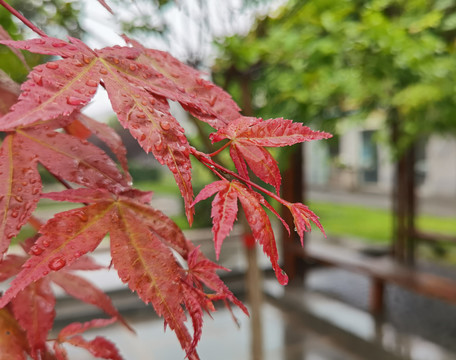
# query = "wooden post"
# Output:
<box><xmin>282</xmin><ymin>144</ymin><xmax>306</xmax><ymax>283</ymax></box>
<box><xmin>240</xmin><ymin>71</ymin><xmax>263</xmax><ymax>360</ymax></box>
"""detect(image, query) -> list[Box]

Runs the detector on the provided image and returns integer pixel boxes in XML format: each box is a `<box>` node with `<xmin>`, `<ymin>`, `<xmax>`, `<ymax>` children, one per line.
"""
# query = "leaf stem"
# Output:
<box><xmin>208</xmin><ymin>140</ymin><xmax>231</xmax><ymax>157</ymax></box>
<box><xmin>191</xmin><ymin>147</ymin><xmax>289</xmax><ymax>207</ymax></box>
<box><xmin>0</xmin><ymin>0</ymin><xmax>47</xmax><ymax>38</ymax></box>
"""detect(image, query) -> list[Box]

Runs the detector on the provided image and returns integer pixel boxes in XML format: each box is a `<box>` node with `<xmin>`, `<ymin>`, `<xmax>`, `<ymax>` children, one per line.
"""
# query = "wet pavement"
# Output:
<box><xmin>57</xmin><ymin>297</ymin><xmax>366</xmax><ymax>360</ymax></box>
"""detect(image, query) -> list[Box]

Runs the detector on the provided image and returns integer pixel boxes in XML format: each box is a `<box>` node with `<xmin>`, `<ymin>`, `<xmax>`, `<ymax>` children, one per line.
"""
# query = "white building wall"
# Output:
<box><xmin>308</xmin><ymin>125</ymin><xmax>456</xmax><ymax>201</ymax></box>
<box><xmin>421</xmin><ymin>136</ymin><xmax>456</xmax><ymax>198</ymax></box>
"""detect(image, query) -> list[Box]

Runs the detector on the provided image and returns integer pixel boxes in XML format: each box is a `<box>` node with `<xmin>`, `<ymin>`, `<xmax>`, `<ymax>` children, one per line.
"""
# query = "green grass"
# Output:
<box><xmin>309</xmin><ymin>201</ymin><xmax>456</xmax><ymax>245</ymax></box>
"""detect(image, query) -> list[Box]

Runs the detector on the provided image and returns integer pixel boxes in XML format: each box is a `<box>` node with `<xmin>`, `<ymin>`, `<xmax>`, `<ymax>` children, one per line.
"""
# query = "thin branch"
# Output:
<box><xmin>0</xmin><ymin>0</ymin><xmax>47</xmax><ymax>38</ymax></box>
<box><xmin>191</xmin><ymin>147</ymin><xmax>289</xmax><ymax>207</ymax></box>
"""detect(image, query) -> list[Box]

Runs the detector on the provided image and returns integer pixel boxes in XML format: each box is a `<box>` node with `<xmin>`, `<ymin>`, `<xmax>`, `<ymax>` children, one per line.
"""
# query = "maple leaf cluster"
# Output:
<box><xmin>0</xmin><ymin>3</ymin><xmax>331</xmax><ymax>359</ymax></box>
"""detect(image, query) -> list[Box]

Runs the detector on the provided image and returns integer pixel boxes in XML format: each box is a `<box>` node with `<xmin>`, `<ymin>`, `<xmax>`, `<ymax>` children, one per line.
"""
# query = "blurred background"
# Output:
<box><xmin>1</xmin><ymin>0</ymin><xmax>456</xmax><ymax>359</ymax></box>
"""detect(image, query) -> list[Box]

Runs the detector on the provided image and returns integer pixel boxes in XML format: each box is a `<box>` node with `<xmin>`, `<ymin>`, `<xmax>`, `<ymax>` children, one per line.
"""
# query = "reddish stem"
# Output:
<box><xmin>208</xmin><ymin>140</ymin><xmax>231</xmax><ymax>157</ymax></box>
<box><xmin>191</xmin><ymin>147</ymin><xmax>290</xmax><ymax>207</ymax></box>
<box><xmin>0</xmin><ymin>0</ymin><xmax>47</xmax><ymax>38</ymax></box>
<box><xmin>28</xmin><ymin>215</ymin><xmax>43</xmax><ymax>232</ymax></box>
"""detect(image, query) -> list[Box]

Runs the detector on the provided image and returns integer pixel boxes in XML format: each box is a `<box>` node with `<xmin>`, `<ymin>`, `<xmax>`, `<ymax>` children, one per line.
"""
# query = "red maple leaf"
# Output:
<box><xmin>210</xmin><ymin>116</ymin><xmax>332</xmax><ymax>193</ymax></box>
<box><xmin>194</xmin><ymin>178</ymin><xmax>288</xmax><ymax>285</ymax></box>
<box><xmin>54</xmin><ymin>318</ymin><xmax>121</xmax><ymax>360</ymax></box>
<box><xmin>0</xmin><ymin>187</ymin><xmax>246</xmax><ymax>359</ymax></box>
<box><xmin>0</xmin><ymin>16</ymin><xmax>332</xmax><ymax>359</ymax></box>
<box><xmin>0</xmin><ymin>247</ymin><xmax>127</xmax><ymax>359</ymax></box>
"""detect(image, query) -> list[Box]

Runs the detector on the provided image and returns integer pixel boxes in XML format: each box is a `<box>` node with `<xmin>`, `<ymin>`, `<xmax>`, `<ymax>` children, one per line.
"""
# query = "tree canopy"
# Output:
<box><xmin>214</xmin><ymin>0</ymin><xmax>456</xmax><ymax>152</ymax></box>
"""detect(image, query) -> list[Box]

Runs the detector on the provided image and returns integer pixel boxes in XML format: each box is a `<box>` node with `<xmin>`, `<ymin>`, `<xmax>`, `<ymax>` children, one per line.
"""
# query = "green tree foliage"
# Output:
<box><xmin>0</xmin><ymin>0</ymin><xmax>82</xmax><ymax>82</ymax></box>
<box><xmin>214</xmin><ymin>0</ymin><xmax>456</xmax><ymax>153</ymax></box>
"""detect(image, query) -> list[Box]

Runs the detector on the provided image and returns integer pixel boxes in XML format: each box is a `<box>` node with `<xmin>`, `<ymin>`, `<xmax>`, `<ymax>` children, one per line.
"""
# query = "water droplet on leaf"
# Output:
<box><xmin>75</xmin><ymin>210</ymin><xmax>88</xmax><ymax>222</ymax></box>
<box><xmin>32</xmin><ymin>73</ymin><xmax>43</xmax><ymax>86</ymax></box>
<box><xmin>67</xmin><ymin>96</ymin><xmax>85</xmax><ymax>106</ymax></box>
<box><xmin>85</xmin><ymin>79</ymin><xmax>98</xmax><ymax>87</ymax></box>
<box><xmin>154</xmin><ymin>141</ymin><xmax>163</xmax><ymax>152</ymax></box>
<box><xmin>160</xmin><ymin>121</ymin><xmax>170</xmax><ymax>131</ymax></box>
<box><xmin>30</xmin><ymin>245</ymin><xmax>44</xmax><ymax>256</ymax></box>
<box><xmin>49</xmin><ymin>257</ymin><xmax>66</xmax><ymax>271</ymax></box>
<box><xmin>52</xmin><ymin>41</ymin><xmax>67</xmax><ymax>48</ymax></box>
<box><xmin>82</xmin><ymin>55</ymin><xmax>92</xmax><ymax>64</ymax></box>
<box><xmin>46</xmin><ymin>62</ymin><xmax>59</xmax><ymax>70</ymax></box>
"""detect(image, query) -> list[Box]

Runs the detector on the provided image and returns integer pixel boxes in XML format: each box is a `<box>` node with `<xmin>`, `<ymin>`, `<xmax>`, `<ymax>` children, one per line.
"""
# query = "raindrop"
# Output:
<box><xmin>48</xmin><ymin>257</ymin><xmax>66</xmax><ymax>271</ymax></box>
<box><xmin>139</xmin><ymin>134</ymin><xmax>146</xmax><ymax>141</ymax></box>
<box><xmin>137</xmin><ymin>113</ymin><xmax>146</xmax><ymax>119</ymax></box>
<box><xmin>36</xmin><ymin>38</ymin><xmax>45</xmax><ymax>45</ymax></box>
<box><xmin>52</xmin><ymin>42</ymin><xmax>66</xmax><ymax>48</ymax></box>
<box><xmin>113</xmin><ymin>58</ymin><xmax>120</xmax><ymax>64</ymax></box>
<box><xmin>46</xmin><ymin>132</ymin><xmax>57</xmax><ymax>138</ymax></box>
<box><xmin>14</xmin><ymin>195</ymin><xmax>23</xmax><ymax>203</ymax></box>
<box><xmin>32</xmin><ymin>188</ymin><xmax>40</xmax><ymax>195</ymax></box>
<box><xmin>99</xmin><ymin>68</ymin><xmax>108</xmax><ymax>75</ymax></box>
<box><xmin>17</xmin><ymin>187</ymin><xmax>22</xmax><ymax>192</ymax></box>
<box><xmin>45</xmin><ymin>62</ymin><xmax>59</xmax><ymax>70</ymax></box>
<box><xmin>42</xmin><ymin>239</ymin><xmax>50</xmax><ymax>247</ymax></box>
<box><xmin>75</xmin><ymin>210</ymin><xmax>88</xmax><ymax>222</ymax></box>
<box><xmin>32</xmin><ymin>73</ymin><xmax>43</xmax><ymax>86</ymax></box>
<box><xmin>29</xmin><ymin>178</ymin><xmax>37</xmax><ymax>184</ymax></box>
<box><xmin>11</xmin><ymin>211</ymin><xmax>18</xmax><ymax>218</ymax></box>
<box><xmin>43</xmin><ymin>270</ymin><xmax>49</xmax><ymax>276</ymax></box>
<box><xmin>30</xmin><ymin>245</ymin><xmax>44</xmax><ymax>256</ymax></box>
<box><xmin>160</xmin><ymin>121</ymin><xmax>170</xmax><ymax>131</ymax></box>
<box><xmin>21</xmin><ymin>181</ymin><xmax>27</xmax><ymax>186</ymax></box>
<box><xmin>196</xmin><ymin>78</ymin><xmax>204</xmax><ymax>86</ymax></box>
<box><xmin>82</xmin><ymin>55</ymin><xmax>92</xmax><ymax>64</ymax></box>
<box><xmin>209</xmin><ymin>96</ymin><xmax>217</xmax><ymax>107</ymax></box>
<box><xmin>74</xmin><ymin>251</ymin><xmax>82</xmax><ymax>258</ymax></box>
<box><xmin>6</xmin><ymin>233</ymin><xmax>15</xmax><ymax>239</ymax></box>
<box><xmin>129</xmin><ymin>64</ymin><xmax>137</xmax><ymax>71</ymax></box>
<box><xmin>67</xmin><ymin>96</ymin><xmax>85</xmax><ymax>106</ymax></box>
<box><xmin>154</xmin><ymin>141</ymin><xmax>163</xmax><ymax>152</ymax></box>
<box><xmin>178</xmin><ymin>135</ymin><xmax>187</xmax><ymax>144</ymax></box>
<box><xmin>85</xmin><ymin>79</ymin><xmax>98</xmax><ymax>87</ymax></box>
